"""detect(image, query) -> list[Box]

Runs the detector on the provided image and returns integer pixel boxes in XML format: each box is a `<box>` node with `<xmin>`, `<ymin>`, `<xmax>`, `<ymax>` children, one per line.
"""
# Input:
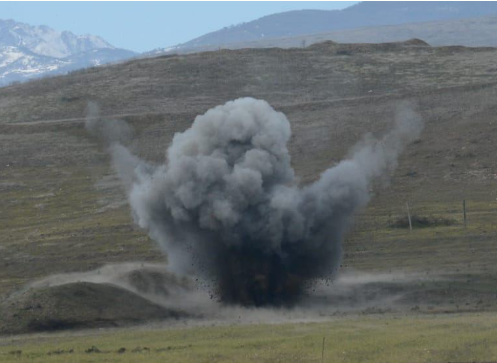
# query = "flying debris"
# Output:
<box><xmin>87</xmin><ymin>97</ymin><xmax>423</xmax><ymax>306</ymax></box>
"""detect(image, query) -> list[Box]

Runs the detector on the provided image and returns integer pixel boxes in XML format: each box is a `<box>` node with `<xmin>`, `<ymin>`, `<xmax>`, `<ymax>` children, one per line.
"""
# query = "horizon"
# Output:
<box><xmin>0</xmin><ymin>1</ymin><xmax>357</xmax><ymax>52</ymax></box>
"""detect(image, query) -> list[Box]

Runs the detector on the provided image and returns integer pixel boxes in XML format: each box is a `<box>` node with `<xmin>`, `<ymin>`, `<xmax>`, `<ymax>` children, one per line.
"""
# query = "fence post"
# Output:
<box><xmin>321</xmin><ymin>336</ymin><xmax>325</xmax><ymax>363</ymax></box>
<box><xmin>406</xmin><ymin>202</ymin><xmax>413</xmax><ymax>231</ymax></box>
<box><xmin>463</xmin><ymin>199</ymin><xmax>467</xmax><ymax>228</ymax></box>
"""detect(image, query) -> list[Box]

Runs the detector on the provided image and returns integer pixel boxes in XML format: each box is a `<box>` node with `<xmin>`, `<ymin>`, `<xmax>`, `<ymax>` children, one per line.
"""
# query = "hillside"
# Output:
<box><xmin>154</xmin><ymin>1</ymin><xmax>497</xmax><ymax>54</ymax></box>
<box><xmin>155</xmin><ymin>15</ymin><xmax>497</xmax><ymax>54</ymax></box>
<box><xmin>2</xmin><ymin>39</ymin><xmax>497</xmax><ymax>124</ymax></box>
<box><xmin>1</xmin><ymin>40</ymin><xmax>497</xmax><ymax>315</ymax></box>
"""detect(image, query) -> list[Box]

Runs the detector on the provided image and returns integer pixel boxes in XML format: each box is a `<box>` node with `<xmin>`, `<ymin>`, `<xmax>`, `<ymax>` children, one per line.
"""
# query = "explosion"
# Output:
<box><xmin>87</xmin><ymin>98</ymin><xmax>422</xmax><ymax>306</ymax></box>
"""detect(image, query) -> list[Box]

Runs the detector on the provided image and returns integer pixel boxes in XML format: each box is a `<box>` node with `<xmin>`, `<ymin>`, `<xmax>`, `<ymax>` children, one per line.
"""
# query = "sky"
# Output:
<box><xmin>0</xmin><ymin>1</ymin><xmax>358</xmax><ymax>52</ymax></box>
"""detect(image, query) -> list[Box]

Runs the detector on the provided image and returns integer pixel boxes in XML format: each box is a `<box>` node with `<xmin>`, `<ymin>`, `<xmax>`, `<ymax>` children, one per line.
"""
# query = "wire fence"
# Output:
<box><xmin>350</xmin><ymin>198</ymin><xmax>497</xmax><ymax>235</ymax></box>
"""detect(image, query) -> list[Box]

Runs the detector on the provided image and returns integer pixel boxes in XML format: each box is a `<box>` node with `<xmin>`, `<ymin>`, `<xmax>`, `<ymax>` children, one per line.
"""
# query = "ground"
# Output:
<box><xmin>1</xmin><ymin>40</ymin><xmax>497</xmax><ymax>360</ymax></box>
<box><xmin>2</xmin><ymin>313</ymin><xmax>497</xmax><ymax>363</ymax></box>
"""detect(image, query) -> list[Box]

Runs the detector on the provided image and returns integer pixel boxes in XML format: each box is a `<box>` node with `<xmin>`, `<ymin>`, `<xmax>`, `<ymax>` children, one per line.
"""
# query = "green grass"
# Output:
<box><xmin>343</xmin><ymin>194</ymin><xmax>497</xmax><ymax>273</ymax></box>
<box><xmin>1</xmin><ymin>41</ymin><xmax>497</xmax><ymax>362</ymax></box>
<box><xmin>0</xmin><ymin>164</ymin><xmax>160</xmax><ymax>296</ymax></box>
<box><xmin>1</xmin><ymin>313</ymin><xmax>497</xmax><ymax>363</ymax></box>
<box><xmin>2</xmin><ymin>162</ymin><xmax>497</xmax><ymax>297</ymax></box>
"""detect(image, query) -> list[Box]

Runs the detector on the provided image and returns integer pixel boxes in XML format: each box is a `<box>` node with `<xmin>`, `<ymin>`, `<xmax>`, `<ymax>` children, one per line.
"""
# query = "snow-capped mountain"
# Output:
<box><xmin>0</xmin><ymin>19</ymin><xmax>136</xmax><ymax>86</ymax></box>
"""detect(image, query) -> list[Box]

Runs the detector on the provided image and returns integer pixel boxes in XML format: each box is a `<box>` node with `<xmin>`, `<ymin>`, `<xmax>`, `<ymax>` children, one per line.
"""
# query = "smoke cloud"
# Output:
<box><xmin>89</xmin><ymin>97</ymin><xmax>422</xmax><ymax>306</ymax></box>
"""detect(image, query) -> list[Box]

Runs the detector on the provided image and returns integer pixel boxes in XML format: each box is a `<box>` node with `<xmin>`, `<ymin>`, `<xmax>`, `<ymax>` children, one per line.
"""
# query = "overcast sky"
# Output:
<box><xmin>0</xmin><ymin>1</ymin><xmax>358</xmax><ymax>52</ymax></box>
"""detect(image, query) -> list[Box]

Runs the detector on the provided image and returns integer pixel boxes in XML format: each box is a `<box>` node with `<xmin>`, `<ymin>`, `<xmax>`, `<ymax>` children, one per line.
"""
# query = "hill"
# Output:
<box><xmin>1</xmin><ymin>40</ymin><xmax>497</xmax><ymax>321</ymax></box>
<box><xmin>152</xmin><ymin>1</ymin><xmax>497</xmax><ymax>54</ymax></box>
<box><xmin>154</xmin><ymin>15</ymin><xmax>497</xmax><ymax>54</ymax></box>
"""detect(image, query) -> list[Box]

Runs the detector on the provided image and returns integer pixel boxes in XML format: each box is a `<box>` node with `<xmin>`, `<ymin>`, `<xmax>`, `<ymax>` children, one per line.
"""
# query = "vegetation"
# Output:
<box><xmin>1</xmin><ymin>41</ymin><xmax>497</xmax><ymax>360</ymax></box>
<box><xmin>2</xmin><ymin>313</ymin><xmax>497</xmax><ymax>363</ymax></box>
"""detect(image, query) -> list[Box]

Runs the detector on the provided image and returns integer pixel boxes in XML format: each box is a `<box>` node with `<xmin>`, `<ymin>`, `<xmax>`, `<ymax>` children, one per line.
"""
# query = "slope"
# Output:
<box><xmin>0</xmin><ymin>40</ymin><xmax>496</xmax><ymax>309</ymax></box>
<box><xmin>164</xmin><ymin>1</ymin><xmax>497</xmax><ymax>52</ymax></box>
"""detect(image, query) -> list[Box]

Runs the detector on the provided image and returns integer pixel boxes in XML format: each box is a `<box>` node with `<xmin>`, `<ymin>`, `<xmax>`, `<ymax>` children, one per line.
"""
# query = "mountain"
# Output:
<box><xmin>0</xmin><ymin>19</ymin><xmax>136</xmax><ymax>86</ymax></box>
<box><xmin>151</xmin><ymin>1</ymin><xmax>497</xmax><ymax>54</ymax></box>
<box><xmin>150</xmin><ymin>15</ymin><xmax>497</xmax><ymax>55</ymax></box>
<box><xmin>6</xmin><ymin>2</ymin><xmax>497</xmax><ymax>86</ymax></box>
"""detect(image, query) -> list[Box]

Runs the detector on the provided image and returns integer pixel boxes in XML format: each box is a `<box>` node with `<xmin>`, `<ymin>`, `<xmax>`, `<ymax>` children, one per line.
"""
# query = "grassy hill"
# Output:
<box><xmin>174</xmin><ymin>2</ymin><xmax>497</xmax><ymax>51</ymax></box>
<box><xmin>1</xmin><ymin>39</ymin><xmax>497</xmax><ymax>313</ymax></box>
<box><xmin>158</xmin><ymin>15</ymin><xmax>497</xmax><ymax>54</ymax></box>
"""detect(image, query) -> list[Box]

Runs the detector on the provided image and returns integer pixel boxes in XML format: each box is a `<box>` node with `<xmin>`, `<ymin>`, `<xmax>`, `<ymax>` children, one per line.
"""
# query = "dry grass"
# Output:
<box><xmin>1</xmin><ymin>43</ymin><xmax>497</xmax><ymax>360</ymax></box>
<box><xmin>2</xmin><ymin>313</ymin><xmax>497</xmax><ymax>363</ymax></box>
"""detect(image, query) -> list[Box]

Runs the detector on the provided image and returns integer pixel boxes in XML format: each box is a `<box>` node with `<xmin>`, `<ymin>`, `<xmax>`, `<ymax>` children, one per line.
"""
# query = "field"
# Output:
<box><xmin>1</xmin><ymin>40</ymin><xmax>497</xmax><ymax>360</ymax></box>
<box><xmin>2</xmin><ymin>313</ymin><xmax>497</xmax><ymax>363</ymax></box>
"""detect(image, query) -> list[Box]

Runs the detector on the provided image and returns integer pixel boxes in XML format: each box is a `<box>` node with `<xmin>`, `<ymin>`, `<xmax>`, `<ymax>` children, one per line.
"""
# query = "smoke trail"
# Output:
<box><xmin>85</xmin><ymin>103</ymin><xmax>153</xmax><ymax>189</ymax></box>
<box><xmin>91</xmin><ymin>97</ymin><xmax>422</xmax><ymax>306</ymax></box>
<box><xmin>85</xmin><ymin>102</ymin><xmax>134</xmax><ymax>146</ymax></box>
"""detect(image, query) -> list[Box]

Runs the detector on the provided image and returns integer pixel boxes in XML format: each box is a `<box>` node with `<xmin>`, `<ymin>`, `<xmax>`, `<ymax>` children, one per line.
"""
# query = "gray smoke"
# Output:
<box><xmin>85</xmin><ymin>102</ymin><xmax>151</xmax><ymax>189</ymax></box>
<box><xmin>90</xmin><ymin>97</ymin><xmax>423</xmax><ymax>306</ymax></box>
<box><xmin>85</xmin><ymin>102</ymin><xmax>134</xmax><ymax>146</ymax></box>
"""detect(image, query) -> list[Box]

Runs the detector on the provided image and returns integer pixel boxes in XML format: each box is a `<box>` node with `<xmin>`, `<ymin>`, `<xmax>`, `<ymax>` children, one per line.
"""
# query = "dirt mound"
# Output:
<box><xmin>0</xmin><ymin>282</ymin><xmax>188</xmax><ymax>335</ymax></box>
<box><xmin>123</xmin><ymin>267</ymin><xmax>193</xmax><ymax>297</ymax></box>
<box><xmin>308</xmin><ymin>38</ymin><xmax>430</xmax><ymax>54</ymax></box>
<box><xmin>401</xmin><ymin>38</ymin><xmax>430</xmax><ymax>46</ymax></box>
<box><xmin>26</xmin><ymin>263</ymin><xmax>196</xmax><ymax>302</ymax></box>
